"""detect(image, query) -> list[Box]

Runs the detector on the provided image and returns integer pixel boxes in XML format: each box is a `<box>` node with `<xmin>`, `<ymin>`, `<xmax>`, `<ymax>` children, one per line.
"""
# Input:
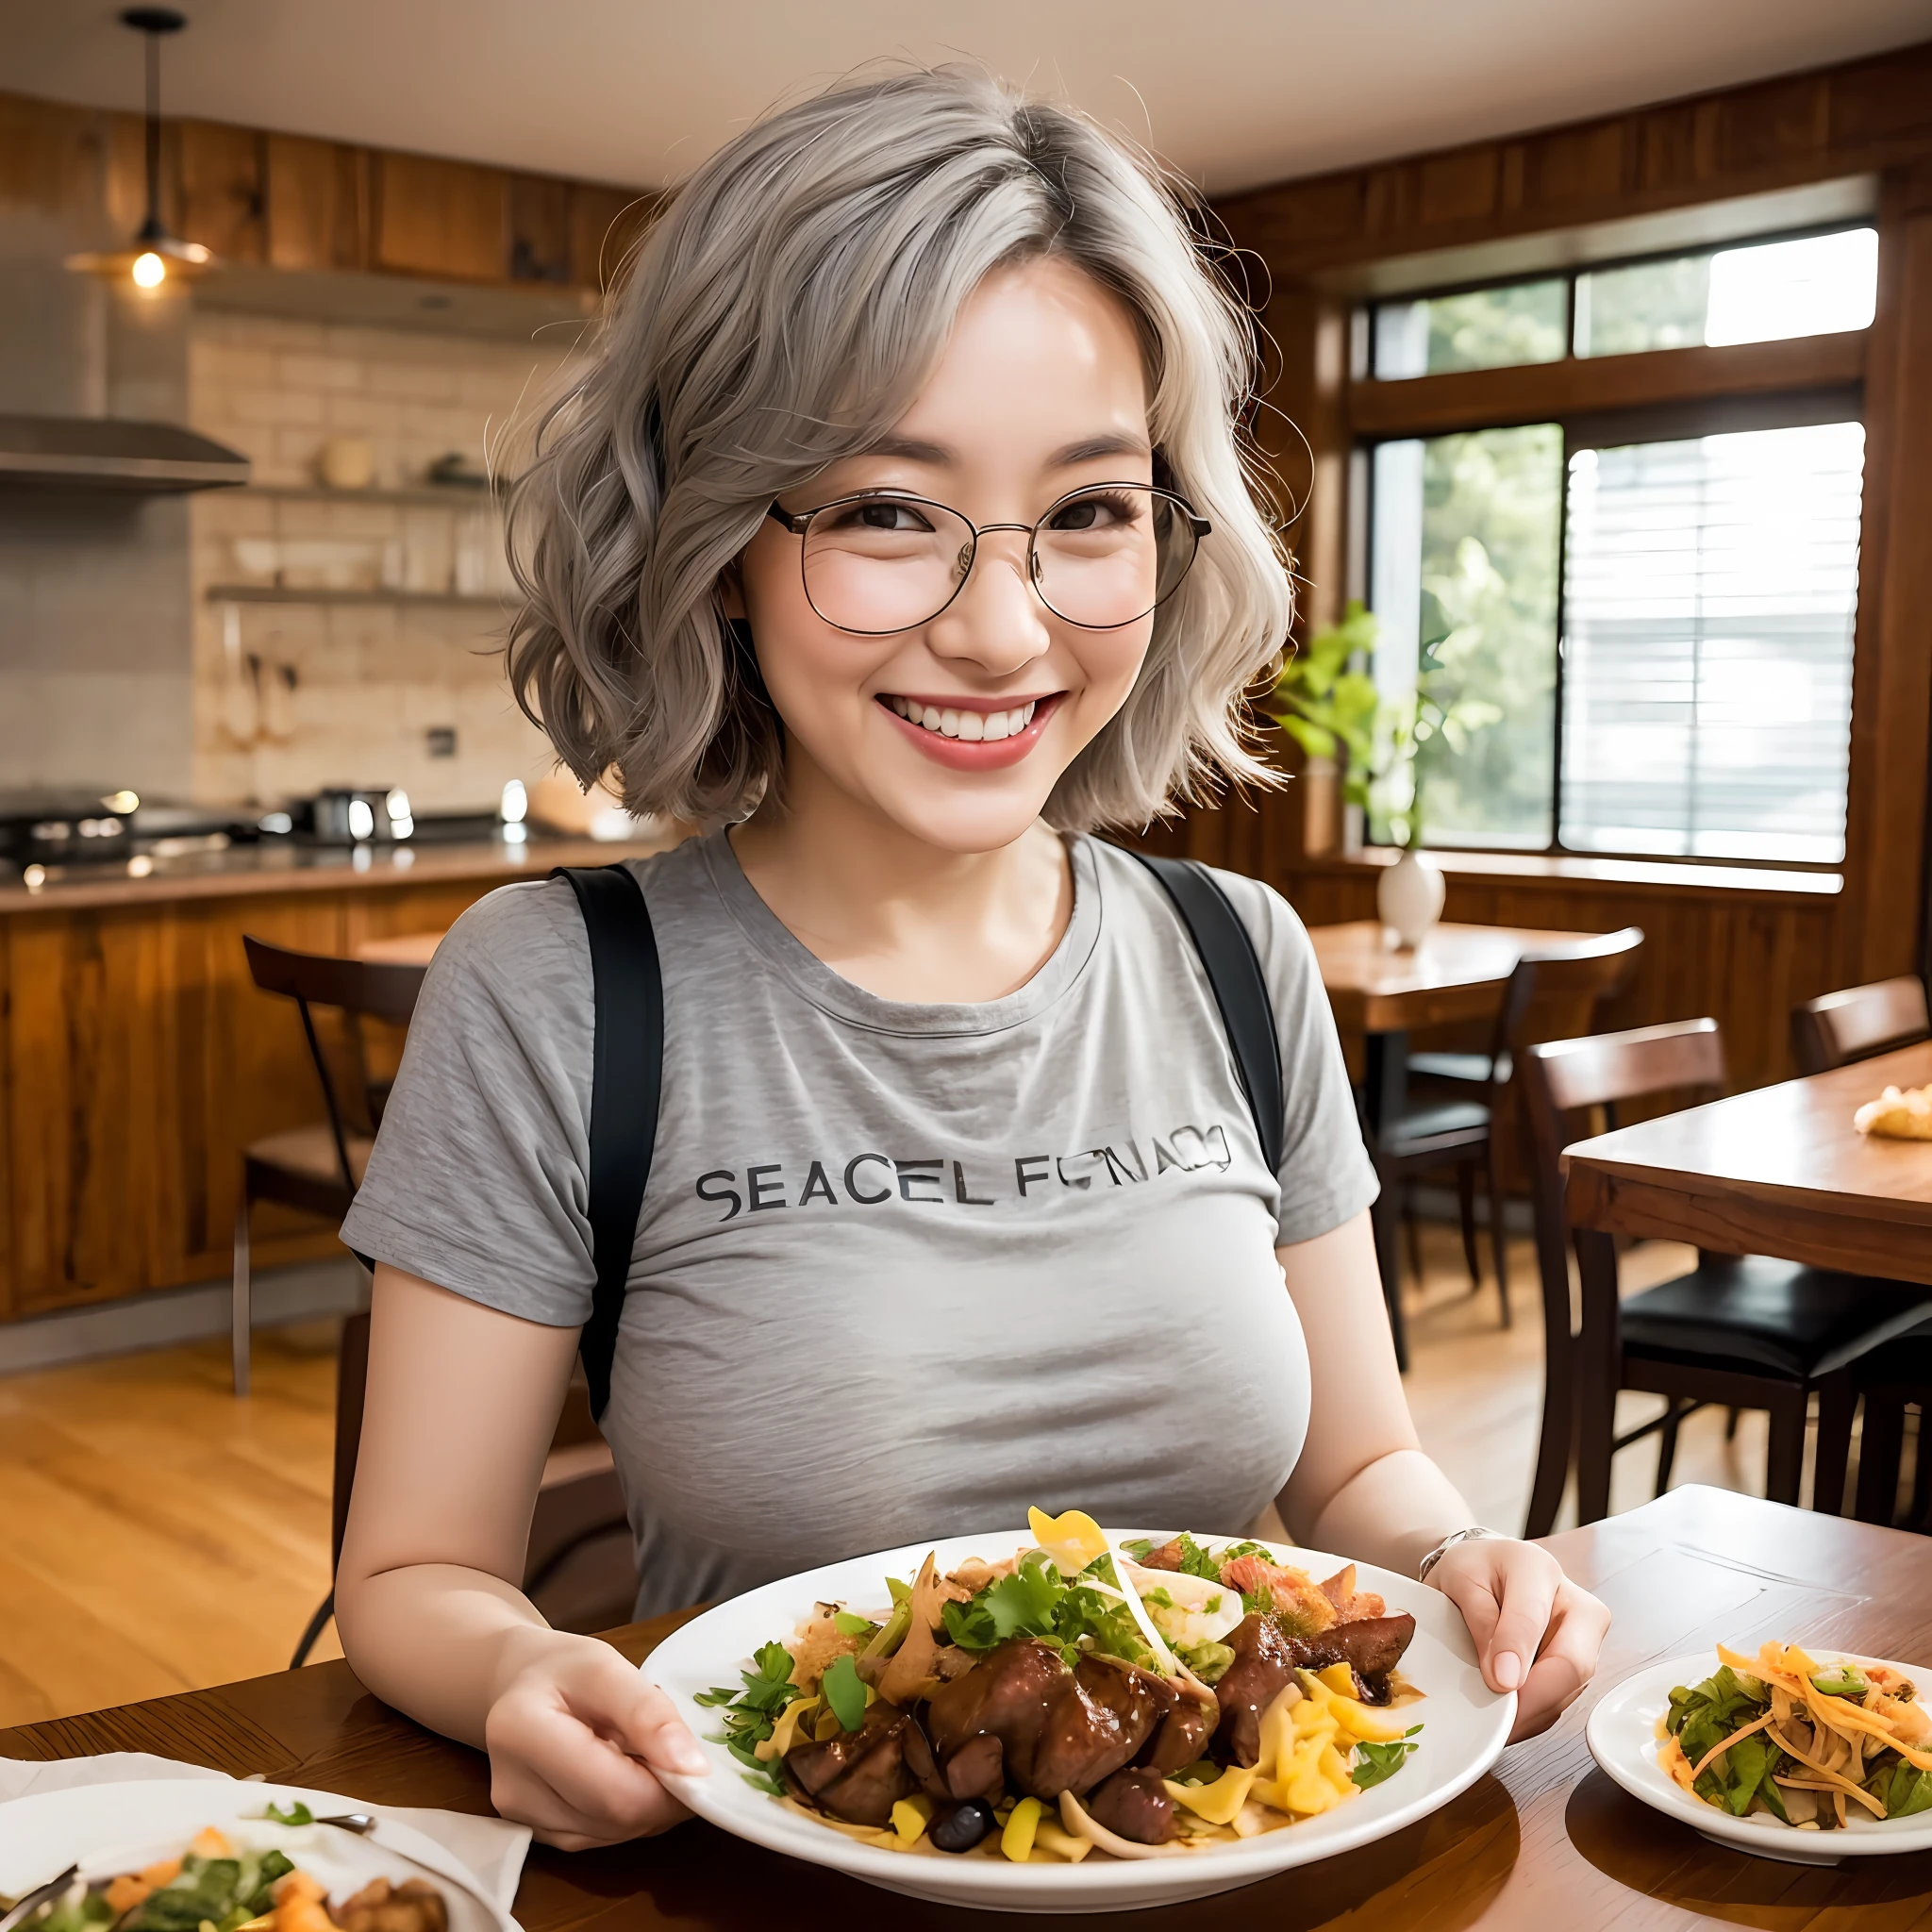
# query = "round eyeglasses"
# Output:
<box><xmin>765</xmin><ymin>482</ymin><xmax>1210</xmax><ymax>637</ymax></box>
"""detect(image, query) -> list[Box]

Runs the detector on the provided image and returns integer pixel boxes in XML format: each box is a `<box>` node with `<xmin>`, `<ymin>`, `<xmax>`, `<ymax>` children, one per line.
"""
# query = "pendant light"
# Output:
<box><xmin>67</xmin><ymin>8</ymin><xmax>213</xmax><ymax>288</ymax></box>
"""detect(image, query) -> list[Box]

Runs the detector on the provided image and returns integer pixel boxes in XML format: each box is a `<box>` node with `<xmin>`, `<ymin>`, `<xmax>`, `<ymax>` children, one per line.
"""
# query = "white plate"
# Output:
<box><xmin>1587</xmin><ymin>1649</ymin><xmax>1932</xmax><ymax>1866</ymax></box>
<box><xmin>0</xmin><ymin>1779</ymin><xmax>515</xmax><ymax>1932</ymax></box>
<box><xmin>647</xmin><ymin>1529</ymin><xmax>1514</xmax><ymax>1913</ymax></box>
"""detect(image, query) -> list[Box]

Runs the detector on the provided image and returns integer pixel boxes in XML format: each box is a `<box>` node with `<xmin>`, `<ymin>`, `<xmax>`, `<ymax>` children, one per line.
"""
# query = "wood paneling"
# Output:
<box><xmin>508</xmin><ymin>173</ymin><xmax>572</xmax><ymax>284</ymax></box>
<box><xmin>1347</xmin><ymin>330</ymin><xmax>1865</xmax><ymax>439</ymax></box>
<box><xmin>0</xmin><ymin>876</ymin><xmax>509</xmax><ymax>1318</ymax></box>
<box><xmin>263</xmin><ymin>135</ymin><xmax>368</xmax><ymax>273</ymax></box>
<box><xmin>568</xmin><ymin>183</ymin><xmax>655</xmax><ymax>291</ymax></box>
<box><xmin>372</xmin><ymin>152</ymin><xmax>509</xmax><ymax>282</ymax></box>
<box><xmin>1217</xmin><ymin>41</ymin><xmax>1932</xmax><ymax>278</ymax></box>
<box><xmin>1842</xmin><ymin>166</ymin><xmax>1932</xmax><ymax>983</ymax></box>
<box><xmin>176</xmin><ymin>121</ymin><xmax>264</xmax><ymax>264</ymax></box>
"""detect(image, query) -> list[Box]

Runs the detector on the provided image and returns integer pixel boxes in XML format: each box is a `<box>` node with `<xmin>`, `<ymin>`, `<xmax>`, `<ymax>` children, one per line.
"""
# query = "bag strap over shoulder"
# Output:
<box><xmin>553</xmin><ymin>864</ymin><xmax>662</xmax><ymax>1422</ymax></box>
<box><xmin>1123</xmin><ymin>850</ymin><xmax>1286</xmax><ymax>1178</ymax></box>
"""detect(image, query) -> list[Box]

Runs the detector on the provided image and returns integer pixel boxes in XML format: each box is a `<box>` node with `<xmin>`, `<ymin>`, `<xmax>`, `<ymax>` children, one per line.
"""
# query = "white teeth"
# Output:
<box><xmin>885</xmin><ymin>697</ymin><xmax>1042</xmax><ymax>740</ymax></box>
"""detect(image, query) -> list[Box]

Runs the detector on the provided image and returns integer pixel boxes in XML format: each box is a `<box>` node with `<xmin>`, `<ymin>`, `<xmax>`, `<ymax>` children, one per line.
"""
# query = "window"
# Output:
<box><xmin>1362</xmin><ymin>227</ymin><xmax>1876</xmax><ymax>864</ymax></box>
<box><xmin>1560</xmin><ymin>423</ymin><xmax>1864</xmax><ymax>862</ymax></box>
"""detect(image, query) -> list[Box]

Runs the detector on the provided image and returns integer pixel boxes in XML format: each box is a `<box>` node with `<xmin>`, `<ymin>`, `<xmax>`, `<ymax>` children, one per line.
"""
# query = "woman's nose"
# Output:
<box><xmin>924</xmin><ymin>533</ymin><xmax>1052</xmax><ymax>676</ymax></box>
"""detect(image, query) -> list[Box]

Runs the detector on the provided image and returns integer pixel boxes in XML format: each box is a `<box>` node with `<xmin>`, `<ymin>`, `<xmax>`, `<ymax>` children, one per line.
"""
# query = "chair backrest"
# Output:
<box><xmin>1487</xmin><ymin>926</ymin><xmax>1645</xmax><ymax>1080</ymax></box>
<box><xmin>242</xmin><ymin>936</ymin><xmax>428</xmax><ymax>1189</ymax></box>
<box><xmin>1790</xmin><ymin>975</ymin><xmax>1931</xmax><ymax>1074</ymax></box>
<box><xmin>1515</xmin><ymin>1017</ymin><xmax>1726</xmax><ymax>1383</ymax></box>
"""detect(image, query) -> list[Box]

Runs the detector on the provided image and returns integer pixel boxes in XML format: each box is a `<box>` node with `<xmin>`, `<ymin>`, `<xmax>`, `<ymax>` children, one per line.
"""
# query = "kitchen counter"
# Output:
<box><xmin>0</xmin><ymin>827</ymin><xmax>681</xmax><ymax>1321</ymax></box>
<box><xmin>0</xmin><ymin>831</ymin><xmax>675</xmax><ymax>912</ymax></box>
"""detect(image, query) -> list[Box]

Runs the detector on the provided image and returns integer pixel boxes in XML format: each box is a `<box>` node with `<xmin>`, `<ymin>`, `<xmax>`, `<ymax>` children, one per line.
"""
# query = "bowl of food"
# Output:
<box><xmin>1587</xmin><ymin>1639</ymin><xmax>1932</xmax><ymax>1864</ymax></box>
<box><xmin>645</xmin><ymin>1508</ymin><xmax>1514</xmax><ymax>1911</ymax></box>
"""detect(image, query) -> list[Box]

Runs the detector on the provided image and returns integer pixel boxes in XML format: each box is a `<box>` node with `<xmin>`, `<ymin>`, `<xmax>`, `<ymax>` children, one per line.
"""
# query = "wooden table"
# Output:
<box><xmin>1564</xmin><ymin>1041</ymin><xmax>1932</xmax><ymax>1523</ymax></box>
<box><xmin>1308</xmin><ymin>921</ymin><xmax>1594</xmax><ymax>1370</ymax></box>
<box><xmin>7</xmin><ymin>1486</ymin><xmax>1928</xmax><ymax>1929</ymax></box>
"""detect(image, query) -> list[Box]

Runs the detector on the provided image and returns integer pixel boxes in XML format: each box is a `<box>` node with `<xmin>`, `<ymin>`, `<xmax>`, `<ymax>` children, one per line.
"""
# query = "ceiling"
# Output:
<box><xmin>3</xmin><ymin>0</ymin><xmax>1929</xmax><ymax>196</ymax></box>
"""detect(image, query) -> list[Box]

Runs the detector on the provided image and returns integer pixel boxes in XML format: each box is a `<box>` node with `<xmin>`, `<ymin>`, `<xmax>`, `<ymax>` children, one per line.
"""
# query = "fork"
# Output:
<box><xmin>0</xmin><ymin>1865</ymin><xmax>79</xmax><ymax>1932</ymax></box>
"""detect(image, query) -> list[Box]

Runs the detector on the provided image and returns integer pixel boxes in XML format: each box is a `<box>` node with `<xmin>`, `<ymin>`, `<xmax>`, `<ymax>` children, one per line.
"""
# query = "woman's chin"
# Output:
<box><xmin>868</xmin><ymin>787</ymin><xmax>1059</xmax><ymax>858</ymax></box>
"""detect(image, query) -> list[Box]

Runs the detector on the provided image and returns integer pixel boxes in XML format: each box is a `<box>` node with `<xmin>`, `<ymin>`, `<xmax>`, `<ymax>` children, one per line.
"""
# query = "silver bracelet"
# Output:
<box><xmin>1416</xmin><ymin>1525</ymin><xmax>1506</xmax><ymax>1583</ymax></box>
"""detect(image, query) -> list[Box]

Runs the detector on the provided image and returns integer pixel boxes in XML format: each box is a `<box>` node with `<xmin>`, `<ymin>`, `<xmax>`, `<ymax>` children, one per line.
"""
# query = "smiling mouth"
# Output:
<box><xmin>878</xmin><ymin>694</ymin><xmax>1045</xmax><ymax>741</ymax></box>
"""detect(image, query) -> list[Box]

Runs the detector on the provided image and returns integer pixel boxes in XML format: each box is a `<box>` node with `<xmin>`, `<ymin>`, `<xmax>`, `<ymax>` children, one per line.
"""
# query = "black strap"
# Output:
<box><xmin>554</xmin><ymin>865</ymin><xmax>662</xmax><ymax>1421</ymax></box>
<box><xmin>1124</xmin><ymin>851</ymin><xmax>1286</xmax><ymax>1177</ymax></box>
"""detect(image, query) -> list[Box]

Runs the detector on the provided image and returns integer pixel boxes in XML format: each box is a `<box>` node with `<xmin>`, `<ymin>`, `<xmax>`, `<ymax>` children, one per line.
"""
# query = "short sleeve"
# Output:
<box><xmin>340</xmin><ymin>876</ymin><xmax>599</xmax><ymax>1326</ymax></box>
<box><xmin>1206</xmin><ymin>867</ymin><xmax>1380</xmax><ymax>1245</ymax></box>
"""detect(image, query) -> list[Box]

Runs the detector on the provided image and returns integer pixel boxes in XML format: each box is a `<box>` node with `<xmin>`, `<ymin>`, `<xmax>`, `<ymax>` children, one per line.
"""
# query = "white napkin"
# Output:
<box><xmin>0</xmin><ymin>1754</ymin><xmax>531</xmax><ymax>1918</ymax></box>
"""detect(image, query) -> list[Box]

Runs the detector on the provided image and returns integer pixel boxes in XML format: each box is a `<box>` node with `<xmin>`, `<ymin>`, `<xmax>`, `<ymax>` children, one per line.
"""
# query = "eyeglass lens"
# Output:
<box><xmin>797</xmin><ymin>486</ymin><xmax>1199</xmax><ymax>634</ymax></box>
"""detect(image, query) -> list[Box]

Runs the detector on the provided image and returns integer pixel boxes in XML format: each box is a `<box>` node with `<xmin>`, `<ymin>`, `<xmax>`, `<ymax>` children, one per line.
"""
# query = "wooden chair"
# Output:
<box><xmin>1791</xmin><ymin>974</ymin><xmax>1930</xmax><ymax>1074</ymax></box>
<box><xmin>1518</xmin><ymin>1018</ymin><xmax>1932</xmax><ymax>1535</ymax></box>
<box><xmin>1391</xmin><ymin>927</ymin><xmax>1644</xmax><ymax>1324</ymax></box>
<box><xmin>234</xmin><ymin>937</ymin><xmax>427</xmax><ymax>1395</ymax></box>
<box><xmin>291</xmin><ymin>1312</ymin><xmax>637</xmax><ymax>1666</ymax></box>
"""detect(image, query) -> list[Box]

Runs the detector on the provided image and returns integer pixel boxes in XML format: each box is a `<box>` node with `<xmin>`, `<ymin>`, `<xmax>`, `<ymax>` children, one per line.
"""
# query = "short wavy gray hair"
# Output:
<box><xmin>507</xmin><ymin>64</ymin><xmax>1291</xmax><ymax>829</ymax></box>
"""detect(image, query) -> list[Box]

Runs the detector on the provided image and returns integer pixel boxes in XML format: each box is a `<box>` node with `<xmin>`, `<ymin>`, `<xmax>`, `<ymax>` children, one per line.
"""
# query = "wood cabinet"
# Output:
<box><xmin>0</xmin><ymin>866</ymin><xmax>550</xmax><ymax>1319</ymax></box>
<box><xmin>0</xmin><ymin>88</ymin><xmax>652</xmax><ymax>295</ymax></box>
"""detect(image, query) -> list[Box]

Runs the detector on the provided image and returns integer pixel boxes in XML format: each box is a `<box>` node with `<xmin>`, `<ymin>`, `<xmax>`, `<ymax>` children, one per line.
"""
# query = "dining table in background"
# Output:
<box><xmin>1307</xmin><ymin>919</ymin><xmax>1604</xmax><ymax>1372</ymax></box>
<box><xmin>1564</xmin><ymin>1041</ymin><xmax>1932</xmax><ymax>1524</ymax></box>
<box><xmin>354</xmin><ymin>930</ymin><xmax>446</xmax><ymax>966</ymax></box>
<box><xmin>6</xmin><ymin>1484</ymin><xmax>1928</xmax><ymax>1930</ymax></box>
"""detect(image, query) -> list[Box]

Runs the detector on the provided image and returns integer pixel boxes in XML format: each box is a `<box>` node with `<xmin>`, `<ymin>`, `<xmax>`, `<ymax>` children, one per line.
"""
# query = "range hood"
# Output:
<box><xmin>0</xmin><ymin>414</ymin><xmax>249</xmax><ymax>493</ymax></box>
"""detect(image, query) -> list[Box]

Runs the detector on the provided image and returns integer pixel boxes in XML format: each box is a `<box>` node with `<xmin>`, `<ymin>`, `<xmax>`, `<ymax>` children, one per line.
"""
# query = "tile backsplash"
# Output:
<box><xmin>189</xmin><ymin>310</ymin><xmax>578</xmax><ymax>811</ymax></box>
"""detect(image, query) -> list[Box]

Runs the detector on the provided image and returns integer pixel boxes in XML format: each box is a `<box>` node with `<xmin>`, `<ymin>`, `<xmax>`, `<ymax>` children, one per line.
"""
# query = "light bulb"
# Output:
<box><xmin>131</xmin><ymin>251</ymin><xmax>166</xmax><ymax>289</ymax></box>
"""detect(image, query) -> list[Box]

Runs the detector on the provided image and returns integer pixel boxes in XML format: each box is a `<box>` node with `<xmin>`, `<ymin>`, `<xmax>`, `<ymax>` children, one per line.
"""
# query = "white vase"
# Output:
<box><xmin>1378</xmin><ymin>846</ymin><xmax>1444</xmax><ymax>950</ymax></box>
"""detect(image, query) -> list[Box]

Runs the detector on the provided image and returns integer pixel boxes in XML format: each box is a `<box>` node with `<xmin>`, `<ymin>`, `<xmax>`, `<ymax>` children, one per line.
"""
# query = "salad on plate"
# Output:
<box><xmin>693</xmin><ymin>1508</ymin><xmax>1424</xmax><ymax>1863</ymax></box>
<box><xmin>1661</xmin><ymin>1641</ymin><xmax>1932</xmax><ymax>1831</ymax></box>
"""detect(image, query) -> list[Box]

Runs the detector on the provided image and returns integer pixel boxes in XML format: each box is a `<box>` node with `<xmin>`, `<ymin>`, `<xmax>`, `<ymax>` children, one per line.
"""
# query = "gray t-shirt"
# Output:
<box><xmin>343</xmin><ymin>831</ymin><xmax>1377</xmax><ymax>1617</ymax></box>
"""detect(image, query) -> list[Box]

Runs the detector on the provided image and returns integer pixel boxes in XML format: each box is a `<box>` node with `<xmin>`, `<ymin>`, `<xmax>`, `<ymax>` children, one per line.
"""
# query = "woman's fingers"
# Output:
<box><xmin>484</xmin><ymin>1649</ymin><xmax>697</xmax><ymax>1846</ymax></box>
<box><xmin>1509</xmin><ymin>1580</ymin><xmax>1612</xmax><ymax>1741</ymax></box>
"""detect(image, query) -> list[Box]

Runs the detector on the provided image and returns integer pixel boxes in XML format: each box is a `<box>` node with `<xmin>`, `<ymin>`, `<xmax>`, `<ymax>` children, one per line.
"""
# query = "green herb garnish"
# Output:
<box><xmin>1351</xmin><ymin>1724</ymin><xmax>1423</xmax><ymax>1789</ymax></box>
<box><xmin>261</xmin><ymin>1802</ymin><xmax>312</xmax><ymax>1826</ymax></box>
<box><xmin>694</xmin><ymin>1640</ymin><xmax>803</xmax><ymax>1774</ymax></box>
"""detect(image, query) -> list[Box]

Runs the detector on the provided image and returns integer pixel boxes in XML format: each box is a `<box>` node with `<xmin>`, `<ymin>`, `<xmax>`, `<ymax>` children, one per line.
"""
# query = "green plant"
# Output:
<box><xmin>1266</xmin><ymin>600</ymin><xmax>1380</xmax><ymax>805</ymax></box>
<box><xmin>1267</xmin><ymin>598</ymin><xmax>1501</xmax><ymax>849</ymax></box>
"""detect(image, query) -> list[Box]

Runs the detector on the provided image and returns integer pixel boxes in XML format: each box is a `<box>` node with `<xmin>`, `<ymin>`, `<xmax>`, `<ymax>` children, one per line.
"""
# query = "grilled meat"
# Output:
<box><xmin>782</xmin><ymin>1701</ymin><xmax>915</xmax><ymax>1825</ymax></box>
<box><xmin>1083</xmin><ymin>1765</ymin><xmax>1178</xmax><ymax>1844</ymax></box>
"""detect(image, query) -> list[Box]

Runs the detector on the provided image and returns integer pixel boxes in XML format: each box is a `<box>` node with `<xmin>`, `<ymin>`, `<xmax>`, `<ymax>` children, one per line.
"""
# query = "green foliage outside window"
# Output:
<box><xmin>1409</xmin><ymin>425</ymin><xmax>1563</xmax><ymax>845</ymax></box>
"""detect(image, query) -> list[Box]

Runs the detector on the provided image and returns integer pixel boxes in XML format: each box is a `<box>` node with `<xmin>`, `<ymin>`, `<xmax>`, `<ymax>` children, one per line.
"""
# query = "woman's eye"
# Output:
<box><xmin>1048</xmin><ymin>491</ymin><xmax>1139</xmax><ymax>532</ymax></box>
<box><xmin>837</xmin><ymin>499</ymin><xmax>931</xmax><ymax>533</ymax></box>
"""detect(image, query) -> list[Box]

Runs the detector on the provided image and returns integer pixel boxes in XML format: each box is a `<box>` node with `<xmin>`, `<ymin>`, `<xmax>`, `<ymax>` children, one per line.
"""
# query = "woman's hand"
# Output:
<box><xmin>484</xmin><ymin>1626</ymin><xmax>708</xmax><ymax>1849</ymax></box>
<box><xmin>1426</xmin><ymin>1536</ymin><xmax>1610</xmax><ymax>1742</ymax></box>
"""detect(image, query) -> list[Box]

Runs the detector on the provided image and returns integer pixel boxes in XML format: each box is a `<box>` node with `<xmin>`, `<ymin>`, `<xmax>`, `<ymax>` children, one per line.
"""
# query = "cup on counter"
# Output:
<box><xmin>316</xmin><ymin>437</ymin><xmax>375</xmax><ymax>491</ymax></box>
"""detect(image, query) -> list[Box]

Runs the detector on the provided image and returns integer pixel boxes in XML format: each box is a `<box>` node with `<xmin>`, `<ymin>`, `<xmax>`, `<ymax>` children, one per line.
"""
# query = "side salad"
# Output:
<box><xmin>9</xmin><ymin>1821</ymin><xmax>447</xmax><ymax>1932</ymax></box>
<box><xmin>695</xmin><ymin>1509</ymin><xmax>1424</xmax><ymax>1862</ymax></box>
<box><xmin>1660</xmin><ymin>1641</ymin><xmax>1932</xmax><ymax>1830</ymax></box>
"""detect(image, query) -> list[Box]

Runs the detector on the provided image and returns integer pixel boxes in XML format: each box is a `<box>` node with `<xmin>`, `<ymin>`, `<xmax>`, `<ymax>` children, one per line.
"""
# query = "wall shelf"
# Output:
<box><xmin>205</xmin><ymin>584</ymin><xmax>504</xmax><ymax>608</ymax></box>
<box><xmin>236</xmin><ymin>484</ymin><xmax>497</xmax><ymax>509</ymax></box>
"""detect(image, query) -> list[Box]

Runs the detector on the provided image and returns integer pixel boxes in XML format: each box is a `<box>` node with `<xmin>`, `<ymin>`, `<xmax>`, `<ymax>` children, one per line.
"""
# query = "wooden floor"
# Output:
<box><xmin>0</xmin><ymin>1229</ymin><xmax>1881</xmax><ymax>1730</ymax></box>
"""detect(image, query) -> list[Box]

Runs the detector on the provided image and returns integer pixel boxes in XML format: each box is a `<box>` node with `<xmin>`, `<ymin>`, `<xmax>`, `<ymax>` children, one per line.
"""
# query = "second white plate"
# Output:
<box><xmin>1587</xmin><ymin>1649</ymin><xmax>1932</xmax><ymax>1866</ymax></box>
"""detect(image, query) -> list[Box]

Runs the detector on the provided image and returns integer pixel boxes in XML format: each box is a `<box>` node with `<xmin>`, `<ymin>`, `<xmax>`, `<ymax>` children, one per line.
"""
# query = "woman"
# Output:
<box><xmin>335</xmin><ymin>67</ymin><xmax>1607</xmax><ymax>1850</ymax></box>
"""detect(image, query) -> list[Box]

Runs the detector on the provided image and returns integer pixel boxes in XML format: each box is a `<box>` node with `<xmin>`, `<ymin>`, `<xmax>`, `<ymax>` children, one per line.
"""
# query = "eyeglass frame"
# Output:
<box><xmin>764</xmin><ymin>481</ymin><xmax>1212</xmax><ymax>636</ymax></box>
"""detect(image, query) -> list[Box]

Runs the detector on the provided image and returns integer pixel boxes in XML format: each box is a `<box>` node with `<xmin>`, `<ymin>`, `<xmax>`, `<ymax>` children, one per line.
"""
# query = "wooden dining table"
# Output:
<box><xmin>1565</xmin><ymin>1041</ymin><xmax>1932</xmax><ymax>1524</ymax></box>
<box><xmin>6</xmin><ymin>1484</ymin><xmax>1929</xmax><ymax>1929</ymax></box>
<box><xmin>1307</xmin><ymin>920</ymin><xmax>1601</xmax><ymax>1370</ymax></box>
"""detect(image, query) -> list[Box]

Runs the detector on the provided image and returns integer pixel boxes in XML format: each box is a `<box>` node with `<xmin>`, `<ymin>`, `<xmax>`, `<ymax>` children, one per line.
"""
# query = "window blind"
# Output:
<box><xmin>1557</xmin><ymin>421</ymin><xmax>1864</xmax><ymax>863</ymax></box>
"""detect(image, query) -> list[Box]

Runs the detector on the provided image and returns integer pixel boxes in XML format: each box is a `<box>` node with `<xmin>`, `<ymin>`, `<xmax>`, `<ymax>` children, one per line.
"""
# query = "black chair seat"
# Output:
<box><xmin>1623</xmin><ymin>1257</ymin><xmax>1932</xmax><ymax>1382</ymax></box>
<box><xmin>1855</xmin><ymin>1316</ymin><xmax>1932</xmax><ymax>1386</ymax></box>
<box><xmin>1388</xmin><ymin>1096</ymin><xmax>1492</xmax><ymax>1151</ymax></box>
<box><xmin>1406</xmin><ymin>1050</ymin><xmax>1494</xmax><ymax>1085</ymax></box>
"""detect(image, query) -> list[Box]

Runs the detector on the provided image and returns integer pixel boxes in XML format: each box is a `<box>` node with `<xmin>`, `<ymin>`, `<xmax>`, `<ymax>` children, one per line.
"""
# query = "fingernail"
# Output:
<box><xmin>668</xmin><ymin>1736</ymin><xmax>709</xmax><ymax>1775</ymax></box>
<box><xmin>1493</xmin><ymin>1652</ymin><xmax>1524</xmax><ymax>1690</ymax></box>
